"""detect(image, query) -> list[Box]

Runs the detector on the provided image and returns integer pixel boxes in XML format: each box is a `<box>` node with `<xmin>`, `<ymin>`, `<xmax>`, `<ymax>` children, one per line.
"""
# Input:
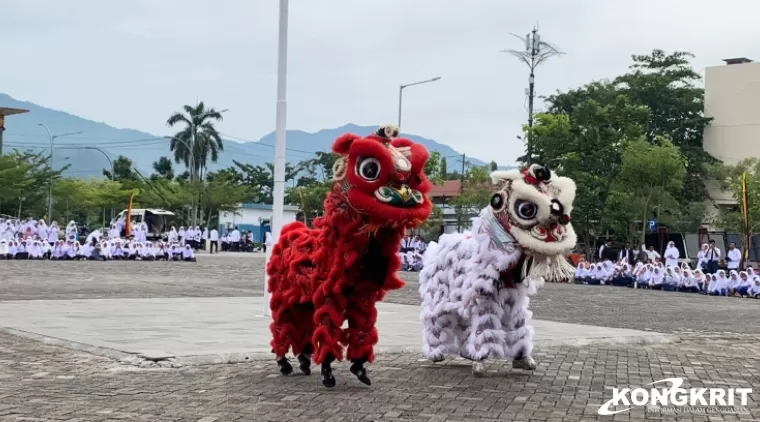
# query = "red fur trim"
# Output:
<box><xmin>268</xmin><ymin>131</ymin><xmax>432</xmax><ymax>365</ymax></box>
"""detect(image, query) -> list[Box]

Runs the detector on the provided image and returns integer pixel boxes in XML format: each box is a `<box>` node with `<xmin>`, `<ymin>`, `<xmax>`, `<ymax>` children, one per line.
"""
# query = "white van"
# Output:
<box><xmin>115</xmin><ymin>208</ymin><xmax>175</xmax><ymax>240</ymax></box>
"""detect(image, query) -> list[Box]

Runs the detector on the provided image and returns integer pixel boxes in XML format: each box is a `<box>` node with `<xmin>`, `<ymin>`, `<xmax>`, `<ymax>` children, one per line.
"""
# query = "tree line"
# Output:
<box><xmin>0</xmin><ymin>49</ymin><xmax>754</xmax><ymax>242</ymax></box>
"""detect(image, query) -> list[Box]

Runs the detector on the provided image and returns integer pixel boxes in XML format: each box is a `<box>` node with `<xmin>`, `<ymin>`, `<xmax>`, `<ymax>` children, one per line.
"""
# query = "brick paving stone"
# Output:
<box><xmin>1</xmin><ymin>256</ymin><xmax>760</xmax><ymax>421</ymax></box>
<box><xmin>0</xmin><ymin>330</ymin><xmax>758</xmax><ymax>421</ymax></box>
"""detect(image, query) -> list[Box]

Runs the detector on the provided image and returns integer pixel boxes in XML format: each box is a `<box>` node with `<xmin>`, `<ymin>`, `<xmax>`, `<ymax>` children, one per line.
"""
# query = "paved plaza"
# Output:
<box><xmin>1</xmin><ymin>254</ymin><xmax>759</xmax><ymax>421</ymax></box>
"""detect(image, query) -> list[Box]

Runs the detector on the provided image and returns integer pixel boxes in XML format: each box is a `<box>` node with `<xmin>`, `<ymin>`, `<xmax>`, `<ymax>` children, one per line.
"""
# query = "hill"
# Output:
<box><xmin>0</xmin><ymin>93</ymin><xmax>513</xmax><ymax>178</ymax></box>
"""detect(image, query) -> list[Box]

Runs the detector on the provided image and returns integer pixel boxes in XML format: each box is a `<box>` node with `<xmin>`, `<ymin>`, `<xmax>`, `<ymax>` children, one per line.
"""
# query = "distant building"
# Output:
<box><xmin>428</xmin><ymin>180</ymin><xmax>480</xmax><ymax>234</ymax></box>
<box><xmin>219</xmin><ymin>203</ymin><xmax>300</xmax><ymax>242</ymax></box>
<box><xmin>703</xmin><ymin>57</ymin><xmax>759</xmax><ymax>225</ymax></box>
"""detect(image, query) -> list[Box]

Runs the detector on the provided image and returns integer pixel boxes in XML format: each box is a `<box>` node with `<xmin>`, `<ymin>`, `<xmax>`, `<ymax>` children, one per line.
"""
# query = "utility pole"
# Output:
<box><xmin>500</xmin><ymin>26</ymin><xmax>563</xmax><ymax>165</ymax></box>
<box><xmin>459</xmin><ymin>153</ymin><xmax>466</xmax><ymax>193</ymax></box>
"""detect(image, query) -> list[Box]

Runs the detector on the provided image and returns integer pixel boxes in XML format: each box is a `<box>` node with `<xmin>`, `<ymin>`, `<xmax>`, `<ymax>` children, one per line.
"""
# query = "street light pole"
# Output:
<box><xmin>38</xmin><ymin>124</ymin><xmax>83</xmax><ymax>221</ymax></box>
<box><xmin>84</xmin><ymin>146</ymin><xmax>115</xmax><ymax>220</ymax></box>
<box><xmin>397</xmin><ymin>77</ymin><xmax>441</xmax><ymax>129</ymax></box>
<box><xmin>501</xmin><ymin>26</ymin><xmax>562</xmax><ymax>165</ymax></box>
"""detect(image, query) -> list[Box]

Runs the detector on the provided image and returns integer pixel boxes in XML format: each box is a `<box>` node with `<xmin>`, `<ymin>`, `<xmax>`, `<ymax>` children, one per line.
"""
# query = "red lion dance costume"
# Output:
<box><xmin>267</xmin><ymin>125</ymin><xmax>432</xmax><ymax>388</ymax></box>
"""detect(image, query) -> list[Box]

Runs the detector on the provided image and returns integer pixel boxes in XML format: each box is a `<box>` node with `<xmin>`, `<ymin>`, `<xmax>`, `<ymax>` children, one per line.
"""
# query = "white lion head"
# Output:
<box><xmin>488</xmin><ymin>164</ymin><xmax>577</xmax><ymax>257</ymax></box>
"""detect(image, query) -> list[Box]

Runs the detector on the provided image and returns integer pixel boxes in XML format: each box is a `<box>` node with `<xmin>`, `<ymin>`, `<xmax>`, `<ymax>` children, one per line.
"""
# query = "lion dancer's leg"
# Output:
<box><xmin>312</xmin><ymin>292</ymin><xmax>347</xmax><ymax>388</ymax></box>
<box><xmin>461</xmin><ymin>288</ymin><xmax>507</xmax><ymax>376</ymax></box>
<box><xmin>343</xmin><ymin>286</ymin><xmax>379</xmax><ymax>385</ymax></box>
<box><xmin>500</xmin><ymin>286</ymin><xmax>537</xmax><ymax>370</ymax></box>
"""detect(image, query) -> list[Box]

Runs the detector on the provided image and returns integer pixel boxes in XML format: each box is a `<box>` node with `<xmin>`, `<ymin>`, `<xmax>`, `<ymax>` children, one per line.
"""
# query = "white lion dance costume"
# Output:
<box><xmin>419</xmin><ymin>164</ymin><xmax>577</xmax><ymax>375</ymax></box>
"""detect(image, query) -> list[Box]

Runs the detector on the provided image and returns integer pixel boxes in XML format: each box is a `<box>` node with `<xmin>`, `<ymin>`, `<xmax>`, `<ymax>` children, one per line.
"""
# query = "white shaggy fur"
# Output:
<box><xmin>419</xmin><ymin>213</ymin><xmax>534</xmax><ymax>362</ymax></box>
<box><xmin>420</xmin><ymin>165</ymin><xmax>577</xmax><ymax>367</ymax></box>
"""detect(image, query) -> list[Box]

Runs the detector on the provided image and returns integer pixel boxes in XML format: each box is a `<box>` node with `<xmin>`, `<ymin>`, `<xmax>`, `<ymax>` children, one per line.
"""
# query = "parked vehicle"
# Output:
<box><xmin>115</xmin><ymin>208</ymin><xmax>175</xmax><ymax>240</ymax></box>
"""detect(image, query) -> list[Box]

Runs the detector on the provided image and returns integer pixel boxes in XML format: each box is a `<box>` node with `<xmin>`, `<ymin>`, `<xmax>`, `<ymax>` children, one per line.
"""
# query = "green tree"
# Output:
<box><xmin>451</xmin><ymin>165</ymin><xmax>492</xmax><ymax>231</ymax></box>
<box><xmin>103</xmin><ymin>155</ymin><xmax>138</xmax><ymax>183</ymax></box>
<box><xmin>614</xmin><ymin>137</ymin><xmax>686</xmax><ymax>243</ymax></box>
<box><xmin>489</xmin><ymin>161</ymin><xmax>498</xmax><ymax>172</ymax></box>
<box><xmin>717</xmin><ymin>158</ymin><xmax>760</xmax><ymax>233</ymax></box>
<box><xmin>0</xmin><ymin>151</ymin><xmax>67</xmax><ymax>219</ymax></box>
<box><xmin>151</xmin><ymin>156</ymin><xmax>175</xmax><ymax>180</ymax></box>
<box><xmin>166</xmin><ymin>102</ymin><xmax>225</xmax><ymax>180</ymax></box>
<box><xmin>287</xmin><ymin>181</ymin><xmax>331</xmax><ymax>224</ymax></box>
<box><xmin>424</xmin><ymin>151</ymin><xmax>445</xmax><ymax>185</ymax></box>
<box><xmin>419</xmin><ymin>205</ymin><xmax>445</xmax><ymax>240</ymax></box>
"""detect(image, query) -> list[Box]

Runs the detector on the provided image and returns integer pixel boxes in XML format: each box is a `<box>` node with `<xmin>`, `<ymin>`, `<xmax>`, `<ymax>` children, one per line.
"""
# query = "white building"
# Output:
<box><xmin>218</xmin><ymin>203</ymin><xmax>300</xmax><ymax>242</ymax></box>
<box><xmin>703</xmin><ymin>57</ymin><xmax>760</xmax><ymax>225</ymax></box>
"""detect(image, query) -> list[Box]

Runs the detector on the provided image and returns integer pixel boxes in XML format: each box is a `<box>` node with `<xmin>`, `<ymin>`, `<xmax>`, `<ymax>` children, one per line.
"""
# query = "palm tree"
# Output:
<box><xmin>166</xmin><ymin>102</ymin><xmax>225</xmax><ymax>181</ymax></box>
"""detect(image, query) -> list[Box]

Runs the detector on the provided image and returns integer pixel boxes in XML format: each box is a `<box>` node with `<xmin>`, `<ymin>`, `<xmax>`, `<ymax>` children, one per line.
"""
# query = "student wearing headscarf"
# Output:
<box><xmin>748</xmin><ymin>277</ymin><xmax>760</xmax><ymax>298</ymax></box>
<box><xmin>182</xmin><ymin>244</ymin><xmax>196</xmax><ymax>262</ymax></box>
<box><xmin>65</xmin><ymin>221</ymin><xmax>78</xmax><ymax>241</ymax></box>
<box><xmin>727</xmin><ymin>270</ymin><xmax>741</xmax><ymax>295</ymax></box>
<box><xmin>682</xmin><ymin>269</ymin><xmax>700</xmax><ymax>293</ymax></box>
<box><xmin>650</xmin><ymin>267</ymin><xmax>664</xmax><ymax>289</ymax></box>
<box><xmin>663</xmin><ymin>267</ymin><xmax>679</xmax><ymax>291</ymax></box>
<box><xmin>0</xmin><ymin>239</ymin><xmax>9</xmax><ymax>259</ymax></box>
<box><xmin>735</xmin><ymin>271</ymin><xmax>753</xmax><ymax>297</ymax></box>
<box><xmin>663</xmin><ymin>241</ymin><xmax>679</xmax><ymax>268</ymax></box>
<box><xmin>635</xmin><ymin>265</ymin><xmax>650</xmax><ymax>288</ymax></box>
<box><xmin>709</xmin><ymin>270</ymin><xmax>728</xmax><ymax>296</ymax></box>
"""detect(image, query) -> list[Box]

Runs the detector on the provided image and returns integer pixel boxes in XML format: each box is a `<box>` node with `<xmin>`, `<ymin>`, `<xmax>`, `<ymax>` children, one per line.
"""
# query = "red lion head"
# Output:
<box><xmin>330</xmin><ymin>124</ymin><xmax>433</xmax><ymax>229</ymax></box>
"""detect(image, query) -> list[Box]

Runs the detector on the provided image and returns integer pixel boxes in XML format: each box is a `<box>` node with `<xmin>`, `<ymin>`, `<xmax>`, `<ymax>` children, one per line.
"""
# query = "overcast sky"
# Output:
<box><xmin>2</xmin><ymin>0</ymin><xmax>759</xmax><ymax>165</ymax></box>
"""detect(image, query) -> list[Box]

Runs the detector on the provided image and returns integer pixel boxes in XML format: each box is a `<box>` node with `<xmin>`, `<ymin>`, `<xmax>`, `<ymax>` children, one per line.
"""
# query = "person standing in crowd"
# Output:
<box><xmin>401</xmin><ymin>234</ymin><xmax>414</xmax><ymax>253</ymax></box>
<box><xmin>598</xmin><ymin>239</ymin><xmax>612</xmax><ymax>261</ymax></box>
<box><xmin>618</xmin><ymin>242</ymin><xmax>635</xmax><ymax>265</ymax></box>
<box><xmin>209</xmin><ymin>227</ymin><xmax>219</xmax><ymax>254</ymax></box>
<box><xmin>637</xmin><ymin>244</ymin><xmax>649</xmax><ymax>263</ymax></box>
<box><xmin>228</xmin><ymin>226</ymin><xmax>241</xmax><ymax>251</ymax></box>
<box><xmin>705</xmin><ymin>240</ymin><xmax>721</xmax><ymax>274</ymax></box>
<box><xmin>726</xmin><ymin>242</ymin><xmax>741</xmax><ymax>271</ymax></box>
<box><xmin>696</xmin><ymin>243</ymin><xmax>709</xmax><ymax>271</ymax></box>
<box><xmin>664</xmin><ymin>241</ymin><xmax>680</xmax><ymax>268</ymax></box>
<box><xmin>646</xmin><ymin>245</ymin><xmax>661</xmax><ymax>263</ymax></box>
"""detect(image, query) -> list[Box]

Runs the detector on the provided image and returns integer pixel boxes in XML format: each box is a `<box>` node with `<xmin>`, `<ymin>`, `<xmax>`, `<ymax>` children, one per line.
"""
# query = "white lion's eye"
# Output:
<box><xmin>514</xmin><ymin>199</ymin><xmax>537</xmax><ymax>220</ymax></box>
<box><xmin>356</xmin><ymin>157</ymin><xmax>381</xmax><ymax>181</ymax></box>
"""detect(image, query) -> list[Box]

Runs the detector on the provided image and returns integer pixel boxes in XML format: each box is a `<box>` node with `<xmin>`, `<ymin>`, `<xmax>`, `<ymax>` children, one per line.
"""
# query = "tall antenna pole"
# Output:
<box><xmin>500</xmin><ymin>26</ymin><xmax>563</xmax><ymax>165</ymax></box>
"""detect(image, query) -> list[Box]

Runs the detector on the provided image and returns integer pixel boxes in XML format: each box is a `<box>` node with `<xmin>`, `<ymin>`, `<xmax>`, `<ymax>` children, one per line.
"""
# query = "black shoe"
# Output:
<box><xmin>350</xmin><ymin>361</ymin><xmax>371</xmax><ymax>386</ymax></box>
<box><xmin>297</xmin><ymin>354</ymin><xmax>311</xmax><ymax>375</ymax></box>
<box><xmin>277</xmin><ymin>358</ymin><xmax>293</xmax><ymax>376</ymax></box>
<box><xmin>321</xmin><ymin>366</ymin><xmax>336</xmax><ymax>388</ymax></box>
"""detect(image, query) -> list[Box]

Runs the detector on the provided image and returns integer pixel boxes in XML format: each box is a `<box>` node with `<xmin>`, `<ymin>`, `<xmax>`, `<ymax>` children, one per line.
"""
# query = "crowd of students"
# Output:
<box><xmin>399</xmin><ymin>234</ymin><xmax>428</xmax><ymax>271</ymax></box>
<box><xmin>0</xmin><ymin>217</ymin><xmax>199</xmax><ymax>261</ymax></box>
<box><xmin>575</xmin><ymin>240</ymin><xmax>760</xmax><ymax>298</ymax></box>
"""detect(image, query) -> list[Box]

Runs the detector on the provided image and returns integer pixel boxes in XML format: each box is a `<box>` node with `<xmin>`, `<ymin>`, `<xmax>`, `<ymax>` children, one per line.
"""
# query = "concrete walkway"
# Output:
<box><xmin>0</xmin><ymin>297</ymin><xmax>678</xmax><ymax>364</ymax></box>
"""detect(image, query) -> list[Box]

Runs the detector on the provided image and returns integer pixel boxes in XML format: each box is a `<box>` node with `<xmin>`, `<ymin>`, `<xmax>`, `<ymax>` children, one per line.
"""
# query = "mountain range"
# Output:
<box><xmin>0</xmin><ymin>93</ymin><xmax>509</xmax><ymax>178</ymax></box>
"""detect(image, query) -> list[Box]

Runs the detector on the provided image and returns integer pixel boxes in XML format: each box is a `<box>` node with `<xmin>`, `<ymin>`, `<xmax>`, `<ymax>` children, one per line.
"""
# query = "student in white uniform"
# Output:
<box><xmin>0</xmin><ymin>240</ymin><xmax>8</xmax><ymax>259</ymax></box>
<box><xmin>663</xmin><ymin>242</ymin><xmax>679</xmax><ymax>268</ymax></box>
<box><xmin>748</xmin><ymin>277</ymin><xmax>760</xmax><ymax>298</ymax></box>
<box><xmin>182</xmin><ymin>245</ymin><xmax>196</xmax><ymax>262</ymax></box>
<box><xmin>725</xmin><ymin>242</ymin><xmax>741</xmax><ymax>271</ymax></box>
<box><xmin>705</xmin><ymin>240</ymin><xmax>721</xmax><ymax>274</ymax></box>
<box><xmin>709</xmin><ymin>270</ymin><xmax>728</xmax><ymax>296</ymax></box>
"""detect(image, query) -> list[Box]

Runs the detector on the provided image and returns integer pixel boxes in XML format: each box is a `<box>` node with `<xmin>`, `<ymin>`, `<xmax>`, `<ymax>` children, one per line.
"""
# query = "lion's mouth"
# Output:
<box><xmin>374</xmin><ymin>185</ymin><xmax>424</xmax><ymax>208</ymax></box>
<box><xmin>530</xmin><ymin>224</ymin><xmax>567</xmax><ymax>242</ymax></box>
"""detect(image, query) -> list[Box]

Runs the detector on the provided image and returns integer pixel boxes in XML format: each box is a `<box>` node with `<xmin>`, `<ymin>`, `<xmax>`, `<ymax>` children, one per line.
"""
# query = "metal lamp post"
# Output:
<box><xmin>500</xmin><ymin>26</ymin><xmax>563</xmax><ymax>165</ymax></box>
<box><xmin>37</xmin><ymin>124</ymin><xmax>83</xmax><ymax>221</ymax></box>
<box><xmin>84</xmin><ymin>146</ymin><xmax>115</xmax><ymax>220</ymax></box>
<box><xmin>397</xmin><ymin>77</ymin><xmax>441</xmax><ymax>129</ymax></box>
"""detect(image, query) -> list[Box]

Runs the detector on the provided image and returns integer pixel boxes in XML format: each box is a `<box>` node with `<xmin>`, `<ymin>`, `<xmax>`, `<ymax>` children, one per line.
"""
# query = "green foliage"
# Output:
<box><xmin>151</xmin><ymin>156</ymin><xmax>175</xmax><ymax>180</ymax></box>
<box><xmin>166</xmin><ymin>102</ymin><xmax>225</xmax><ymax>180</ymax></box>
<box><xmin>527</xmin><ymin>49</ymin><xmax>712</xmax><ymax>248</ymax></box>
<box><xmin>450</xmin><ymin>165</ymin><xmax>492</xmax><ymax>231</ymax></box>
<box><xmin>615</xmin><ymin>137</ymin><xmax>687</xmax><ymax>242</ymax></box>
<box><xmin>419</xmin><ymin>204</ymin><xmax>445</xmax><ymax>240</ymax></box>
<box><xmin>717</xmin><ymin>158</ymin><xmax>760</xmax><ymax>233</ymax></box>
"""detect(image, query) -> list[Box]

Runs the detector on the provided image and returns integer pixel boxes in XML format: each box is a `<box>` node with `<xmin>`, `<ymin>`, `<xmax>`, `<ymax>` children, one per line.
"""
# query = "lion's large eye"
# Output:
<box><xmin>514</xmin><ymin>199</ymin><xmax>537</xmax><ymax>220</ymax></box>
<box><xmin>356</xmin><ymin>157</ymin><xmax>381</xmax><ymax>181</ymax></box>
